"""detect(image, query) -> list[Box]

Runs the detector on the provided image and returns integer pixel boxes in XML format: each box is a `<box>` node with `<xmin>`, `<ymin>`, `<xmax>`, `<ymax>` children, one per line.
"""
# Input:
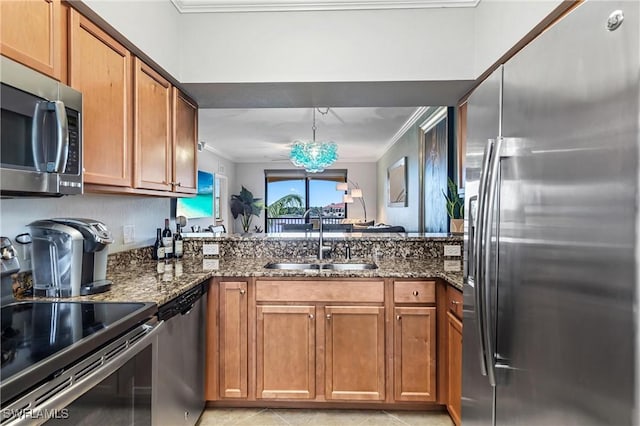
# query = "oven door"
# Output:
<box><xmin>1</xmin><ymin>319</ymin><xmax>163</xmax><ymax>426</ymax></box>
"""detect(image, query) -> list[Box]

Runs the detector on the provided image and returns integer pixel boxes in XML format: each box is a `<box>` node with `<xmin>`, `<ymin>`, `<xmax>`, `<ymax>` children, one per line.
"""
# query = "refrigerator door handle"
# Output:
<box><xmin>474</xmin><ymin>138</ymin><xmax>495</xmax><ymax>377</ymax></box>
<box><xmin>482</xmin><ymin>136</ymin><xmax>504</xmax><ymax>387</ymax></box>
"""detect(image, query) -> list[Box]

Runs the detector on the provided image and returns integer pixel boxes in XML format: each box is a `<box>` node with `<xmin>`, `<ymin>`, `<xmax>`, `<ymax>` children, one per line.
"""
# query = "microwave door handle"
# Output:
<box><xmin>52</xmin><ymin>101</ymin><xmax>69</xmax><ymax>173</ymax></box>
<box><xmin>31</xmin><ymin>101</ymin><xmax>47</xmax><ymax>172</ymax></box>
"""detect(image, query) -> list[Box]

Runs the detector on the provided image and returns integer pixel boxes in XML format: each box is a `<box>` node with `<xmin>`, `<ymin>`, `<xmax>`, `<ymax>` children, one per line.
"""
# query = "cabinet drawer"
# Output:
<box><xmin>393</xmin><ymin>281</ymin><xmax>435</xmax><ymax>304</ymax></box>
<box><xmin>256</xmin><ymin>280</ymin><xmax>384</xmax><ymax>303</ymax></box>
<box><xmin>447</xmin><ymin>285</ymin><xmax>463</xmax><ymax>320</ymax></box>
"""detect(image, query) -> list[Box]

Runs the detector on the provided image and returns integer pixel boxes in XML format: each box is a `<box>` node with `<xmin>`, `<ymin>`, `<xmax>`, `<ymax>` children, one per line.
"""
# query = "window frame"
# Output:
<box><xmin>264</xmin><ymin>169</ymin><xmax>347</xmax><ymax>231</ymax></box>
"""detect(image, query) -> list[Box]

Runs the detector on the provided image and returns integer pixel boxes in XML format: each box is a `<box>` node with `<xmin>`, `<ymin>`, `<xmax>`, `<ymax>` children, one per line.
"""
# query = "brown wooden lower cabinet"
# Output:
<box><xmin>394</xmin><ymin>306</ymin><xmax>437</xmax><ymax>402</ymax></box>
<box><xmin>219</xmin><ymin>281</ymin><xmax>248</xmax><ymax>399</ymax></box>
<box><xmin>209</xmin><ymin>278</ymin><xmax>459</xmax><ymax>413</ymax></box>
<box><xmin>256</xmin><ymin>305</ymin><xmax>316</xmax><ymax>399</ymax></box>
<box><xmin>325</xmin><ymin>306</ymin><xmax>385</xmax><ymax>401</ymax></box>
<box><xmin>447</xmin><ymin>311</ymin><xmax>463</xmax><ymax>426</ymax></box>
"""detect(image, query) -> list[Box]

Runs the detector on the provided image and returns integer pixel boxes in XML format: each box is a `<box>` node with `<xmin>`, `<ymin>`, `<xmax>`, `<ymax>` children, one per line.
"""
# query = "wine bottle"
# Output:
<box><xmin>153</xmin><ymin>228</ymin><xmax>165</xmax><ymax>260</ymax></box>
<box><xmin>174</xmin><ymin>223</ymin><xmax>184</xmax><ymax>258</ymax></box>
<box><xmin>162</xmin><ymin>218</ymin><xmax>173</xmax><ymax>258</ymax></box>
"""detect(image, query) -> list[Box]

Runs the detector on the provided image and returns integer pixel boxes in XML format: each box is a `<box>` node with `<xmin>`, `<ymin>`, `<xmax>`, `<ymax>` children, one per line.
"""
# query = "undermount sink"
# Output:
<box><xmin>264</xmin><ymin>262</ymin><xmax>378</xmax><ymax>271</ymax></box>
<box><xmin>263</xmin><ymin>262</ymin><xmax>320</xmax><ymax>270</ymax></box>
<box><xmin>321</xmin><ymin>263</ymin><xmax>378</xmax><ymax>270</ymax></box>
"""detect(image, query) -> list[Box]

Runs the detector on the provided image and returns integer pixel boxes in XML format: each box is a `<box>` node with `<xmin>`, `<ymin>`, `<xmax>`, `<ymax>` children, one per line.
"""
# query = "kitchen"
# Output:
<box><xmin>2</xmin><ymin>2</ymin><xmax>637</xmax><ymax>424</ymax></box>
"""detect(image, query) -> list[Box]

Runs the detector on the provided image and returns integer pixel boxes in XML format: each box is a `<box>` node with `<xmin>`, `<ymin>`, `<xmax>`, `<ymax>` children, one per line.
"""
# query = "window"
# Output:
<box><xmin>265</xmin><ymin>170</ymin><xmax>347</xmax><ymax>232</ymax></box>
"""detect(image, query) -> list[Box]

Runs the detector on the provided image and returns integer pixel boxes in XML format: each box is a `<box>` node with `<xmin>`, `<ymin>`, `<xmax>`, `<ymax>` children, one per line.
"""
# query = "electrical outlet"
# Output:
<box><xmin>203</xmin><ymin>243</ymin><xmax>219</xmax><ymax>256</ymax></box>
<box><xmin>123</xmin><ymin>225</ymin><xmax>135</xmax><ymax>244</ymax></box>
<box><xmin>203</xmin><ymin>258</ymin><xmax>219</xmax><ymax>270</ymax></box>
<box><xmin>444</xmin><ymin>245</ymin><xmax>461</xmax><ymax>257</ymax></box>
<box><xmin>444</xmin><ymin>260</ymin><xmax>461</xmax><ymax>272</ymax></box>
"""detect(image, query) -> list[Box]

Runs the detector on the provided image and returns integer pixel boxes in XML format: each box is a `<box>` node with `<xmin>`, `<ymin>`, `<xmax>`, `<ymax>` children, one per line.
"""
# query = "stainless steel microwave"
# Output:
<box><xmin>0</xmin><ymin>56</ymin><xmax>83</xmax><ymax>197</ymax></box>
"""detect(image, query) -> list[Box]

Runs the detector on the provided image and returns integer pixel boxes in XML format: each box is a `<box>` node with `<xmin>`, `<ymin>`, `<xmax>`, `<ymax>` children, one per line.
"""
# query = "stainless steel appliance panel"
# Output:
<box><xmin>495</xmin><ymin>1</ymin><xmax>639</xmax><ymax>425</ymax></box>
<box><xmin>155</xmin><ymin>285</ymin><xmax>206</xmax><ymax>426</ymax></box>
<box><xmin>462</xmin><ymin>66</ymin><xmax>502</xmax><ymax>426</ymax></box>
<box><xmin>0</xmin><ymin>56</ymin><xmax>82</xmax><ymax>197</ymax></box>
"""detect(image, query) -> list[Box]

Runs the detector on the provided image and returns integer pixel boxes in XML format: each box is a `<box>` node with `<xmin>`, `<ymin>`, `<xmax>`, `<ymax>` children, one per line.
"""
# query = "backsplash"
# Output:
<box><xmin>182</xmin><ymin>234</ymin><xmax>463</xmax><ymax>260</ymax></box>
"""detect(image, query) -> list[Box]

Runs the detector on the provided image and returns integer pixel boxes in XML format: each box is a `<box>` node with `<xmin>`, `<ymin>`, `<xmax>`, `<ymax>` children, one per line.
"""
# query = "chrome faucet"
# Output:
<box><xmin>303</xmin><ymin>207</ymin><xmax>332</xmax><ymax>260</ymax></box>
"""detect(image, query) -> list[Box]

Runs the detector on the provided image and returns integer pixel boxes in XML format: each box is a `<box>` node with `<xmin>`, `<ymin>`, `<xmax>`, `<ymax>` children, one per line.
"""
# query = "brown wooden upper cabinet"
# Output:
<box><xmin>134</xmin><ymin>58</ymin><xmax>172</xmax><ymax>192</ymax></box>
<box><xmin>1</xmin><ymin>0</ymin><xmax>63</xmax><ymax>80</ymax></box>
<box><xmin>70</xmin><ymin>7</ymin><xmax>197</xmax><ymax>196</ymax></box>
<box><xmin>172</xmin><ymin>88</ymin><xmax>198</xmax><ymax>194</ymax></box>
<box><xmin>69</xmin><ymin>9</ymin><xmax>132</xmax><ymax>187</ymax></box>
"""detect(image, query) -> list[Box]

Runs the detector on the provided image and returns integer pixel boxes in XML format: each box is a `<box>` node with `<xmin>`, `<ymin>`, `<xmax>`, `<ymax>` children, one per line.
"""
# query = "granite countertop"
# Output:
<box><xmin>183</xmin><ymin>232</ymin><xmax>462</xmax><ymax>242</ymax></box>
<box><xmin>55</xmin><ymin>256</ymin><xmax>462</xmax><ymax>306</ymax></box>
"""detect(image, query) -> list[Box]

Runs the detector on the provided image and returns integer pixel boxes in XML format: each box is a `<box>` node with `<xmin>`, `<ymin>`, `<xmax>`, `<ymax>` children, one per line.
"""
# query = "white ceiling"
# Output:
<box><xmin>198</xmin><ymin>107</ymin><xmax>421</xmax><ymax>163</ymax></box>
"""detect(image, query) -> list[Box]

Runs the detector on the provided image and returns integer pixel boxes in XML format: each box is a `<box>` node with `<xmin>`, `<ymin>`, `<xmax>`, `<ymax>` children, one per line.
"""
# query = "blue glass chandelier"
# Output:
<box><xmin>290</xmin><ymin>108</ymin><xmax>338</xmax><ymax>173</ymax></box>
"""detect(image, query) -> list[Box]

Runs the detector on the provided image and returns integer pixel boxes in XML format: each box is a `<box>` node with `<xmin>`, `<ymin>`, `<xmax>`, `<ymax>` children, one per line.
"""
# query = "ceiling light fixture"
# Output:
<box><xmin>290</xmin><ymin>108</ymin><xmax>338</xmax><ymax>173</ymax></box>
<box><xmin>337</xmin><ymin>180</ymin><xmax>367</xmax><ymax>222</ymax></box>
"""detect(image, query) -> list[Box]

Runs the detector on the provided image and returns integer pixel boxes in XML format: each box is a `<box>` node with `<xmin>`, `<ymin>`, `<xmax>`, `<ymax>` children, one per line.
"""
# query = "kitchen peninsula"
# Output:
<box><xmin>32</xmin><ymin>232</ymin><xmax>463</xmax><ymax>424</ymax></box>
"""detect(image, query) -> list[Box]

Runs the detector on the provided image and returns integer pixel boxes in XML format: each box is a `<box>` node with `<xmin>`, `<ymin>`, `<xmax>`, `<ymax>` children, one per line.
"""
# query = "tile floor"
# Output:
<box><xmin>196</xmin><ymin>408</ymin><xmax>454</xmax><ymax>426</ymax></box>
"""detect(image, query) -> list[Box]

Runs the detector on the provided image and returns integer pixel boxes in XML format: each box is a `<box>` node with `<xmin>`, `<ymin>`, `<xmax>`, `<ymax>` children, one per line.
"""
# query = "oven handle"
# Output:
<box><xmin>8</xmin><ymin>318</ymin><xmax>164</xmax><ymax>426</ymax></box>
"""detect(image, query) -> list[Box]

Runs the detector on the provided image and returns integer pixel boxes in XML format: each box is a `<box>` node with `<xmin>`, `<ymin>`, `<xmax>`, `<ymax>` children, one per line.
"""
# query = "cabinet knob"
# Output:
<box><xmin>309</xmin><ymin>314</ymin><xmax>314</xmax><ymax>320</ymax></box>
<box><xmin>412</xmin><ymin>290</ymin><xmax>419</xmax><ymax>296</ymax></box>
<box><xmin>326</xmin><ymin>314</ymin><xmax>332</xmax><ymax>320</ymax></box>
<box><xmin>396</xmin><ymin>315</ymin><xmax>402</xmax><ymax>321</ymax></box>
<box><xmin>239</xmin><ymin>289</ymin><xmax>246</xmax><ymax>295</ymax></box>
<box><xmin>175</xmin><ymin>182</ymin><xmax>182</xmax><ymax>187</ymax></box>
<box><xmin>451</xmin><ymin>300</ymin><xmax>461</xmax><ymax>305</ymax></box>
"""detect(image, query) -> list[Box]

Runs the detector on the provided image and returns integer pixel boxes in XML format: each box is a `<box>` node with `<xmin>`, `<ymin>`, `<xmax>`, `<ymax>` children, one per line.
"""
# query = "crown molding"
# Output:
<box><xmin>201</xmin><ymin>142</ymin><xmax>237</xmax><ymax>161</ymax></box>
<box><xmin>171</xmin><ymin>0</ymin><xmax>479</xmax><ymax>13</ymax></box>
<box><xmin>376</xmin><ymin>106</ymin><xmax>429</xmax><ymax>161</ymax></box>
<box><xmin>419</xmin><ymin>106</ymin><xmax>447</xmax><ymax>132</ymax></box>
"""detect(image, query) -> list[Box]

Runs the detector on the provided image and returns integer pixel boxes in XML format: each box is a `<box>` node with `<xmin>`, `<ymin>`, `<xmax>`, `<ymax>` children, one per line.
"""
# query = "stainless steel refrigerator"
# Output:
<box><xmin>463</xmin><ymin>1</ymin><xmax>639</xmax><ymax>425</ymax></box>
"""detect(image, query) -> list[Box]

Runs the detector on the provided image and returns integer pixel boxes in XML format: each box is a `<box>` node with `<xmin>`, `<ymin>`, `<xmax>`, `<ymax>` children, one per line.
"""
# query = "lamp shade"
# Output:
<box><xmin>336</xmin><ymin>182</ymin><xmax>348</xmax><ymax>191</ymax></box>
<box><xmin>343</xmin><ymin>194</ymin><xmax>354</xmax><ymax>203</ymax></box>
<box><xmin>350</xmin><ymin>188</ymin><xmax>363</xmax><ymax>198</ymax></box>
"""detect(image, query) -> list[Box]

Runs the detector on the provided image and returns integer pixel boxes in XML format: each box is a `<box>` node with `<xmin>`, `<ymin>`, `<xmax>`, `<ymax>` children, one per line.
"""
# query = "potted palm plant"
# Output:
<box><xmin>230</xmin><ymin>186</ymin><xmax>264</xmax><ymax>233</ymax></box>
<box><xmin>443</xmin><ymin>177</ymin><xmax>464</xmax><ymax>234</ymax></box>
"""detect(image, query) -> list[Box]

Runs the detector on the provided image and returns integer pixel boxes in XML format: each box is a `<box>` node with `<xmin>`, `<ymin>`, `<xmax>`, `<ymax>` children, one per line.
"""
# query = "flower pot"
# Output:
<box><xmin>450</xmin><ymin>218</ymin><xmax>464</xmax><ymax>234</ymax></box>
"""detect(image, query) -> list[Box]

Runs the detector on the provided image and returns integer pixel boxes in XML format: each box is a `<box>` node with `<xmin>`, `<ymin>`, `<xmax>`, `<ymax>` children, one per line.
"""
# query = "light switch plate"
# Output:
<box><xmin>444</xmin><ymin>245</ymin><xmax>461</xmax><ymax>257</ymax></box>
<box><xmin>444</xmin><ymin>260</ymin><xmax>461</xmax><ymax>272</ymax></box>
<box><xmin>203</xmin><ymin>243</ymin><xmax>219</xmax><ymax>256</ymax></box>
<box><xmin>123</xmin><ymin>225</ymin><xmax>135</xmax><ymax>244</ymax></box>
<box><xmin>203</xmin><ymin>258</ymin><xmax>220</xmax><ymax>270</ymax></box>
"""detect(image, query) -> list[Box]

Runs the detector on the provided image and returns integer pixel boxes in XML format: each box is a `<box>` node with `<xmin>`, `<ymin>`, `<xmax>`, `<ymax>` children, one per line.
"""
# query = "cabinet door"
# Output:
<box><xmin>256</xmin><ymin>305</ymin><xmax>315</xmax><ymax>399</ymax></box>
<box><xmin>219</xmin><ymin>281</ymin><xmax>248</xmax><ymax>398</ymax></box>
<box><xmin>394</xmin><ymin>306</ymin><xmax>436</xmax><ymax>402</ymax></box>
<box><xmin>447</xmin><ymin>311</ymin><xmax>462</xmax><ymax>426</ymax></box>
<box><xmin>134</xmin><ymin>57</ymin><xmax>172</xmax><ymax>191</ymax></box>
<box><xmin>1</xmin><ymin>0</ymin><xmax>61</xmax><ymax>80</ymax></box>
<box><xmin>69</xmin><ymin>10</ymin><xmax>132</xmax><ymax>187</ymax></box>
<box><xmin>325</xmin><ymin>306</ymin><xmax>385</xmax><ymax>401</ymax></box>
<box><xmin>172</xmin><ymin>88</ymin><xmax>197</xmax><ymax>194</ymax></box>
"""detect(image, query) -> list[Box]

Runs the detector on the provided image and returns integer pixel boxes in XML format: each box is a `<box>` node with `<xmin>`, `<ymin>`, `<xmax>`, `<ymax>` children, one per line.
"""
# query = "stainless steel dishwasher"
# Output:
<box><xmin>154</xmin><ymin>281</ymin><xmax>207</xmax><ymax>426</ymax></box>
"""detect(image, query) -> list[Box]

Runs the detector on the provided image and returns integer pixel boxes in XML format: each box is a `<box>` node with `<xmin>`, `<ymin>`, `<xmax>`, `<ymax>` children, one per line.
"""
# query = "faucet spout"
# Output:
<box><xmin>302</xmin><ymin>207</ymin><xmax>331</xmax><ymax>260</ymax></box>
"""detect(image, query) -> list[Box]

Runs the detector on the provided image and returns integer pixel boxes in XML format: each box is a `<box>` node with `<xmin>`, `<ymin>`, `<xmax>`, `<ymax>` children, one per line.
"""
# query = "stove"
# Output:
<box><xmin>0</xmin><ymin>301</ymin><xmax>156</xmax><ymax>405</ymax></box>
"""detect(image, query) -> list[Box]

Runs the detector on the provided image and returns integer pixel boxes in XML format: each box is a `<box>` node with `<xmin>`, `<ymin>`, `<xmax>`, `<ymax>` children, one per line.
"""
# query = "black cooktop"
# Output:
<box><xmin>0</xmin><ymin>301</ymin><xmax>156</xmax><ymax>405</ymax></box>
